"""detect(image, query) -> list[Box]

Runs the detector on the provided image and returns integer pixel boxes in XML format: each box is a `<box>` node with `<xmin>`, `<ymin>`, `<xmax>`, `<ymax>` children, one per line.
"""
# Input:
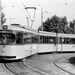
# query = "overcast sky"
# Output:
<box><xmin>2</xmin><ymin>0</ymin><xmax>75</xmax><ymax>29</ymax></box>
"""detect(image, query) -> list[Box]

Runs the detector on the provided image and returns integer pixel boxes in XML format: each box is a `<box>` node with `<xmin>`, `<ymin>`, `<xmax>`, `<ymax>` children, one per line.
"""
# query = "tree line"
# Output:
<box><xmin>38</xmin><ymin>15</ymin><xmax>75</xmax><ymax>34</ymax></box>
<box><xmin>1</xmin><ymin>7</ymin><xmax>6</xmax><ymax>27</ymax></box>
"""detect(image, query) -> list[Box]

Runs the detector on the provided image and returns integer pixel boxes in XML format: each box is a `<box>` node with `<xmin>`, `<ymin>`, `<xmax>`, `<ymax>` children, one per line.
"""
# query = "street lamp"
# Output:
<box><xmin>41</xmin><ymin>8</ymin><xmax>48</xmax><ymax>31</ymax></box>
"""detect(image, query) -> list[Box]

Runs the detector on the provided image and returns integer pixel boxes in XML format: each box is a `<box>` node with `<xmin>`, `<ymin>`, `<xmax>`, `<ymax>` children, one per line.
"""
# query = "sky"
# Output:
<box><xmin>1</xmin><ymin>0</ymin><xmax>75</xmax><ymax>29</ymax></box>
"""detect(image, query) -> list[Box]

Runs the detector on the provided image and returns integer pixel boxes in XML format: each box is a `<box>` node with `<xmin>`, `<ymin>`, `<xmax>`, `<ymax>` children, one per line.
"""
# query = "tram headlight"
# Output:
<box><xmin>2</xmin><ymin>25</ymin><xmax>8</xmax><ymax>29</ymax></box>
<box><xmin>2</xmin><ymin>50</ymin><xmax>5</xmax><ymax>53</ymax></box>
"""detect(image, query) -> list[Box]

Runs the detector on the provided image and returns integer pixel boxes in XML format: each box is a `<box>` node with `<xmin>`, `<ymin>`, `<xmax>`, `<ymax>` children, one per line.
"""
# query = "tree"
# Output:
<box><xmin>1</xmin><ymin>12</ymin><xmax>6</xmax><ymax>27</ymax></box>
<box><xmin>69</xmin><ymin>20</ymin><xmax>75</xmax><ymax>34</ymax></box>
<box><xmin>1</xmin><ymin>7</ymin><xmax>6</xmax><ymax>27</ymax></box>
<box><xmin>38</xmin><ymin>15</ymin><xmax>68</xmax><ymax>33</ymax></box>
<box><xmin>63</xmin><ymin>26</ymin><xmax>74</xmax><ymax>34</ymax></box>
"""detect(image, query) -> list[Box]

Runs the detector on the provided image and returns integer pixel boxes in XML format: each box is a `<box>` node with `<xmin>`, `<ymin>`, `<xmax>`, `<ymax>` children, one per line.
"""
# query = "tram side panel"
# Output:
<box><xmin>24</xmin><ymin>44</ymin><xmax>38</xmax><ymax>55</ymax></box>
<box><xmin>38</xmin><ymin>44</ymin><xmax>55</xmax><ymax>53</ymax></box>
<box><xmin>58</xmin><ymin>44</ymin><xmax>75</xmax><ymax>52</ymax></box>
<box><xmin>62</xmin><ymin>44</ymin><xmax>75</xmax><ymax>52</ymax></box>
<box><xmin>0</xmin><ymin>45</ymin><xmax>16</xmax><ymax>56</ymax></box>
<box><xmin>57</xmin><ymin>35</ymin><xmax>75</xmax><ymax>52</ymax></box>
<box><xmin>38</xmin><ymin>35</ymin><xmax>56</xmax><ymax>53</ymax></box>
<box><xmin>0</xmin><ymin>45</ymin><xmax>27</xmax><ymax>60</ymax></box>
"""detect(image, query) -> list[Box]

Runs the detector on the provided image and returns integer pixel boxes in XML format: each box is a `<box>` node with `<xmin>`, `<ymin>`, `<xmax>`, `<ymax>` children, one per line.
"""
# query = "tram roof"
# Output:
<box><xmin>8</xmin><ymin>25</ymin><xmax>38</xmax><ymax>34</ymax></box>
<box><xmin>1</xmin><ymin>25</ymin><xmax>75</xmax><ymax>38</ymax></box>
<box><xmin>38</xmin><ymin>31</ymin><xmax>57</xmax><ymax>36</ymax></box>
<box><xmin>58</xmin><ymin>33</ymin><xmax>75</xmax><ymax>38</ymax></box>
<box><xmin>39</xmin><ymin>31</ymin><xmax>75</xmax><ymax>38</ymax></box>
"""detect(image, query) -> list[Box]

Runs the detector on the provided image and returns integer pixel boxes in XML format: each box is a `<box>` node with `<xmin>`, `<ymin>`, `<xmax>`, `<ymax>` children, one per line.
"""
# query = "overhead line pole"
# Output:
<box><xmin>41</xmin><ymin>8</ymin><xmax>43</xmax><ymax>31</ymax></box>
<box><xmin>41</xmin><ymin>8</ymin><xmax>48</xmax><ymax>31</ymax></box>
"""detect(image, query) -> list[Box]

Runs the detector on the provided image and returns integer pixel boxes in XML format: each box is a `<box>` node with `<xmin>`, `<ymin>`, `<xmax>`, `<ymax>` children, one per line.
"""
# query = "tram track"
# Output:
<box><xmin>4</xmin><ymin>61</ymin><xmax>25</xmax><ymax>75</ymax></box>
<box><xmin>4</xmin><ymin>59</ymin><xmax>48</xmax><ymax>75</ymax></box>
<box><xmin>25</xmin><ymin>53</ymin><xmax>75</xmax><ymax>75</ymax></box>
<box><xmin>53</xmin><ymin>56</ymin><xmax>75</xmax><ymax>75</ymax></box>
<box><xmin>3</xmin><ymin>53</ymin><xmax>75</xmax><ymax>75</ymax></box>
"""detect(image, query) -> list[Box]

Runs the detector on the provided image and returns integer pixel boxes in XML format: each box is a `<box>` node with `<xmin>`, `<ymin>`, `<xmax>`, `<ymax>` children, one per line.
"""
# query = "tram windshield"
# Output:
<box><xmin>0</xmin><ymin>33</ymin><xmax>15</xmax><ymax>45</ymax></box>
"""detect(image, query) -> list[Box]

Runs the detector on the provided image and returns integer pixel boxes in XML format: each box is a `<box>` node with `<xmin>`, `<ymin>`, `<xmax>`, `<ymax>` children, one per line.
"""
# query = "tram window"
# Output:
<box><xmin>60</xmin><ymin>37</ymin><xmax>65</xmax><ymax>44</ymax></box>
<box><xmin>40</xmin><ymin>36</ymin><xmax>56</xmax><ymax>44</ymax></box>
<box><xmin>32</xmin><ymin>35</ymin><xmax>38</xmax><ymax>43</ymax></box>
<box><xmin>0</xmin><ymin>33</ymin><xmax>15</xmax><ymax>45</ymax></box>
<box><xmin>71</xmin><ymin>38</ymin><xmax>75</xmax><ymax>44</ymax></box>
<box><xmin>49</xmin><ymin>38</ymin><xmax>53</xmax><ymax>43</ymax></box>
<box><xmin>40</xmin><ymin>36</ymin><xmax>48</xmax><ymax>43</ymax></box>
<box><xmin>24</xmin><ymin>34</ymin><xmax>38</xmax><ymax>44</ymax></box>
<box><xmin>40</xmin><ymin>36</ymin><xmax>46</xmax><ymax>43</ymax></box>
<box><xmin>66</xmin><ymin>38</ymin><xmax>75</xmax><ymax>44</ymax></box>
<box><xmin>45</xmin><ymin>36</ymin><xmax>49</xmax><ymax>43</ymax></box>
<box><xmin>25</xmin><ymin>38</ymin><xmax>31</xmax><ymax>43</ymax></box>
<box><xmin>6</xmin><ymin>34</ymin><xmax>15</xmax><ymax>44</ymax></box>
<box><xmin>64</xmin><ymin>38</ymin><xmax>72</xmax><ymax>44</ymax></box>
<box><xmin>60</xmin><ymin>38</ymin><xmax>75</xmax><ymax>44</ymax></box>
<box><xmin>16</xmin><ymin>32</ymin><xmax>23</xmax><ymax>44</ymax></box>
<box><xmin>52</xmin><ymin>37</ymin><xmax>56</xmax><ymax>43</ymax></box>
<box><xmin>48</xmin><ymin>37</ymin><xmax>55</xmax><ymax>44</ymax></box>
<box><xmin>43</xmin><ymin>36</ymin><xmax>45</xmax><ymax>43</ymax></box>
<box><xmin>44</xmin><ymin>36</ymin><xmax>46</xmax><ymax>43</ymax></box>
<box><xmin>24</xmin><ymin>33</ymin><xmax>32</xmax><ymax>44</ymax></box>
<box><xmin>66</xmin><ymin>38</ymin><xmax>70</xmax><ymax>44</ymax></box>
<box><xmin>40</xmin><ymin>36</ymin><xmax>43</xmax><ymax>43</ymax></box>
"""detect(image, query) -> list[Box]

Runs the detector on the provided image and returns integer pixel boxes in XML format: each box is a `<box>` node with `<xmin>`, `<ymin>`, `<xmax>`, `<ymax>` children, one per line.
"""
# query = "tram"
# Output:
<box><xmin>0</xmin><ymin>24</ymin><xmax>75</xmax><ymax>60</ymax></box>
<box><xmin>0</xmin><ymin>24</ymin><xmax>38</xmax><ymax>60</ymax></box>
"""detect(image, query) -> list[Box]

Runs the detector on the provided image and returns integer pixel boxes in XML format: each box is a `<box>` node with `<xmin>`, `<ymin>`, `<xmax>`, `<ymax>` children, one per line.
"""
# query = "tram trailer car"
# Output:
<box><xmin>0</xmin><ymin>25</ymin><xmax>38</xmax><ymax>60</ymax></box>
<box><xmin>38</xmin><ymin>31</ymin><xmax>75</xmax><ymax>53</ymax></box>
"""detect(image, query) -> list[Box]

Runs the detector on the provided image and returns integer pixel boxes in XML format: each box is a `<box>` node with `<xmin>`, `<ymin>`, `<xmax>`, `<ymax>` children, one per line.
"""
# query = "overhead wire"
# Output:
<box><xmin>65</xmin><ymin>4</ymin><xmax>75</xmax><ymax>10</ymax></box>
<box><xmin>20</xmin><ymin>0</ymin><xmax>25</xmax><ymax>7</ymax></box>
<box><xmin>65</xmin><ymin>0</ymin><xmax>75</xmax><ymax>10</ymax></box>
<box><xmin>2</xmin><ymin>0</ymin><xmax>25</xmax><ymax>8</ymax></box>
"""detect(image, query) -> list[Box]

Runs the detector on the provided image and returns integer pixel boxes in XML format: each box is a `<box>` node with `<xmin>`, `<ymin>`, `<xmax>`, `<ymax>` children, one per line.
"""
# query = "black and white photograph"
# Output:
<box><xmin>0</xmin><ymin>0</ymin><xmax>75</xmax><ymax>75</ymax></box>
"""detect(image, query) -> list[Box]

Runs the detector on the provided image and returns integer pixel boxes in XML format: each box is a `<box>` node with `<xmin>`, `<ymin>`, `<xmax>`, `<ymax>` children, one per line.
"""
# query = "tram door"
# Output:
<box><xmin>24</xmin><ymin>33</ymin><xmax>32</xmax><ymax>56</ymax></box>
<box><xmin>55</xmin><ymin>33</ymin><xmax>61</xmax><ymax>52</ymax></box>
<box><xmin>24</xmin><ymin>33</ymin><xmax>38</xmax><ymax>56</ymax></box>
<box><xmin>57</xmin><ymin>37</ymin><xmax>61</xmax><ymax>52</ymax></box>
<box><xmin>31</xmin><ymin>34</ymin><xmax>39</xmax><ymax>55</ymax></box>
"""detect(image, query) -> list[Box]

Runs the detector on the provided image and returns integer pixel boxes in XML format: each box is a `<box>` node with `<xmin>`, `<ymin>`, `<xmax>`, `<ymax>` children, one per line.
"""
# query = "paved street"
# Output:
<box><xmin>0</xmin><ymin>53</ymin><xmax>75</xmax><ymax>75</ymax></box>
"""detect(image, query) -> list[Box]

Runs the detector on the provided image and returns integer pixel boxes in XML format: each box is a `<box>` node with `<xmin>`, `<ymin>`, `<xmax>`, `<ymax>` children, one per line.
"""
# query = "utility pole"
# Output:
<box><xmin>41</xmin><ymin>8</ymin><xmax>48</xmax><ymax>31</ymax></box>
<box><xmin>41</xmin><ymin>8</ymin><xmax>43</xmax><ymax>31</ymax></box>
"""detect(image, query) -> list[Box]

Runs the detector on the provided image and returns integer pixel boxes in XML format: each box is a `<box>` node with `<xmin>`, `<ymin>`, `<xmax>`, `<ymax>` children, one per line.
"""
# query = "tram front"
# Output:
<box><xmin>0</xmin><ymin>29</ymin><xmax>16</xmax><ymax>59</ymax></box>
